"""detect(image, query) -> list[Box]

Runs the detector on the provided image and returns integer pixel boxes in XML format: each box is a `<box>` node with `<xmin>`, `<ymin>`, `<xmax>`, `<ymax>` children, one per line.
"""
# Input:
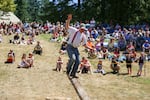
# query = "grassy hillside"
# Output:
<box><xmin>0</xmin><ymin>34</ymin><xmax>150</xmax><ymax>100</ymax></box>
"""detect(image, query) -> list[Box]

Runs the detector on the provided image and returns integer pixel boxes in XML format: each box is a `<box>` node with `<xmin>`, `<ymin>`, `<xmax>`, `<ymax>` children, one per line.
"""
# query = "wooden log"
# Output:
<box><xmin>70</xmin><ymin>78</ymin><xmax>90</xmax><ymax>100</ymax></box>
<box><xmin>45</xmin><ymin>97</ymin><xmax>71</xmax><ymax>100</ymax></box>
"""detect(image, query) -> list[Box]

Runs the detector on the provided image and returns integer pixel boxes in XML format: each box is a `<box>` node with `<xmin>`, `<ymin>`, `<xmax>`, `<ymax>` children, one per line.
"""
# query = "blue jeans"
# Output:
<box><xmin>66</xmin><ymin>44</ymin><xmax>80</xmax><ymax>76</ymax></box>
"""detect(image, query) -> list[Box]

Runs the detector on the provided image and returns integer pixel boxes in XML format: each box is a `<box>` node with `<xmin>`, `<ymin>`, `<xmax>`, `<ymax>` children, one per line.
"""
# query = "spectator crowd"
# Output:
<box><xmin>0</xmin><ymin>18</ymin><xmax>150</xmax><ymax>77</ymax></box>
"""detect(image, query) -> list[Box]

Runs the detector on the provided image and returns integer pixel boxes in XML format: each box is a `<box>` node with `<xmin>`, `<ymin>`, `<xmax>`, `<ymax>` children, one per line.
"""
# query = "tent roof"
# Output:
<box><xmin>0</xmin><ymin>12</ymin><xmax>21</xmax><ymax>24</ymax></box>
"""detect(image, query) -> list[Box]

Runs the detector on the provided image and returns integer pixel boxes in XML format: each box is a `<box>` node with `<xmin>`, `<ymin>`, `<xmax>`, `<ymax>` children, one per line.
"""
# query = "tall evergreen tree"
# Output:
<box><xmin>39</xmin><ymin>0</ymin><xmax>57</xmax><ymax>22</ymax></box>
<box><xmin>27</xmin><ymin>0</ymin><xmax>41</xmax><ymax>21</ymax></box>
<box><xmin>15</xmin><ymin>0</ymin><xmax>29</xmax><ymax>22</ymax></box>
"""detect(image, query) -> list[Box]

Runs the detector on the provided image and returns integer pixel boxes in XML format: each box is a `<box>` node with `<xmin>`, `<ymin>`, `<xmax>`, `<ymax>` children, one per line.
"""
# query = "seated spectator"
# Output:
<box><xmin>113</xmin><ymin>47</ymin><xmax>120</xmax><ymax>60</ymax></box>
<box><xmin>136</xmin><ymin>34</ymin><xmax>145</xmax><ymax>51</ymax></box>
<box><xmin>26</xmin><ymin>53</ymin><xmax>34</xmax><ymax>68</ymax></box>
<box><xmin>27</xmin><ymin>36</ymin><xmax>33</xmax><ymax>45</ymax></box>
<box><xmin>100</xmin><ymin>47</ymin><xmax>109</xmax><ymax>59</ymax></box>
<box><xmin>91</xmin><ymin>29</ymin><xmax>99</xmax><ymax>40</ymax></box>
<box><xmin>107</xmin><ymin>52</ymin><xmax>114</xmax><ymax>61</ymax></box>
<box><xmin>56</xmin><ymin>56</ymin><xmax>63</xmax><ymax>72</ymax></box>
<box><xmin>117</xmin><ymin>52</ymin><xmax>126</xmax><ymax>62</ymax></box>
<box><xmin>85</xmin><ymin>38</ymin><xmax>97</xmax><ymax>59</ymax></box>
<box><xmin>57</xmin><ymin>34</ymin><xmax>63</xmax><ymax>42</ymax></box>
<box><xmin>59</xmin><ymin>41</ymin><xmax>67</xmax><ymax>55</ymax></box>
<box><xmin>33</xmin><ymin>41</ymin><xmax>43</xmax><ymax>55</ymax></box>
<box><xmin>110</xmin><ymin>57</ymin><xmax>120</xmax><ymax>74</ymax></box>
<box><xmin>94</xmin><ymin>60</ymin><xmax>106</xmax><ymax>75</ymax></box>
<box><xmin>20</xmin><ymin>35</ymin><xmax>26</xmax><ymax>44</ymax></box>
<box><xmin>126</xmin><ymin>42</ymin><xmax>135</xmax><ymax>52</ymax></box>
<box><xmin>86</xmin><ymin>38</ymin><xmax>95</xmax><ymax>52</ymax></box>
<box><xmin>142</xmin><ymin>40</ymin><xmax>150</xmax><ymax>54</ymax></box>
<box><xmin>10</xmin><ymin>33</ymin><xmax>20</xmax><ymax>44</ymax></box>
<box><xmin>87</xmin><ymin>48</ymin><xmax>97</xmax><ymax>59</ymax></box>
<box><xmin>95</xmin><ymin>38</ymin><xmax>101</xmax><ymax>52</ymax></box>
<box><xmin>108</xmin><ymin>38</ymin><xmax>115</xmax><ymax>52</ymax></box>
<box><xmin>118</xmin><ymin>34</ymin><xmax>126</xmax><ymax>51</ymax></box>
<box><xmin>79</xmin><ymin>57</ymin><xmax>92</xmax><ymax>74</ymax></box>
<box><xmin>5</xmin><ymin>50</ymin><xmax>15</xmax><ymax>63</ymax></box>
<box><xmin>18</xmin><ymin>53</ymin><xmax>30</xmax><ymax>68</ymax></box>
<box><xmin>50</xmin><ymin>29</ymin><xmax>59</xmax><ymax>41</ymax></box>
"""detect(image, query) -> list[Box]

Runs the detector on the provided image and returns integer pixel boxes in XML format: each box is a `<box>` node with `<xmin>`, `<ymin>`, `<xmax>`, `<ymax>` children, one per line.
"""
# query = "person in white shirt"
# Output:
<box><xmin>65</xmin><ymin>14</ymin><xmax>91</xmax><ymax>78</ymax></box>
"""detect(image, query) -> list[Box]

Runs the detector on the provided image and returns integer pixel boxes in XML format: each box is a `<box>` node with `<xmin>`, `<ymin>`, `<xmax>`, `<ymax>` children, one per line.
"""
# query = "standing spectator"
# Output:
<box><xmin>126</xmin><ymin>54</ymin><xmax>132</xmax><ymax>75</ymax></box>
<box><xmin>135</xmin><ymin>53</ymin><xmax>146</xmax><ymax>76</ymax></box>
<box><xmin>90</xmin><ymin>18</ymin><xmax>96</xmax><ymax>28</ymax></box>
<box><xmin>56</xmin><ymin>56</ymin><xmax>63</xmax><ymax>72</ymax></box>
<box><xmin>65</xmin><ymin>14</ymin><xmax>91</xmax><ymax>78</ymax></box>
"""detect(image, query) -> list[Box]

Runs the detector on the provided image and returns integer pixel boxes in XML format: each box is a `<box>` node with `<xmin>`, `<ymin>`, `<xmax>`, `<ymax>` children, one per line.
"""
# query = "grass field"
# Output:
<box><xmin>0</xmin><ymin>34</ymin><xmax>150</xmax><ymax>100</ymax></box>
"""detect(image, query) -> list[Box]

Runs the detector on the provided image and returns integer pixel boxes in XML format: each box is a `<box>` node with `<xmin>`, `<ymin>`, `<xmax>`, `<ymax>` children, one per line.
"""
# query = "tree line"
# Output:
<box><xmin>0</xmin><ymin>0</ymin><xmax>150</xmax><ymax>25</ymax></box>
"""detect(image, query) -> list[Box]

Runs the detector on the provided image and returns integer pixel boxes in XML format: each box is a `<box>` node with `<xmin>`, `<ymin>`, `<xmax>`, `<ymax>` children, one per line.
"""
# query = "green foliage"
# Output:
<box><xmin>13</xmin><ymin>0</ymin><xmax>150</xmax><ymax>24</ymax></box>
<box><xmin>39</xmin><ymin>0</ymin><xmax>57</xmax><ymax>22</ymax></box>
<box><xmin>27</xmin><ymin>0</ymin><xmax>41</xmax><ymax>21</ymax></box>
<box><xmin>124</xmin><ymin>77</ymin><xmax>150</xmax><ymax>85</ymax></box>
<box><xmin>0</xmin><ymin>0</ymin><xmax>16</xmax><ymax>12</ymax></box>
<box><xmin>39</xmin><ymin>0</ymin><xmax>74</xmax><ymax>22</ymax></box>
<box><xmin>15</xmin><ymin>0</ymin><xmax>29</xmax><ymax>22</ymax></box>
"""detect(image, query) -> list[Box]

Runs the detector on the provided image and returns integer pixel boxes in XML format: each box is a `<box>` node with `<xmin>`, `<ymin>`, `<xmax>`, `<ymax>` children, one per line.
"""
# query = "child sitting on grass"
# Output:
<box><xmin>33</xmin><ymin>41</ymin><xmax>43</xmax><ymax>55</ymax></box>
<box><xmin>26</xmin><ymin>53</ymin><xmax>34</xmax><ymax>68</ymax></box>
<box><xmin>94</xmin><ymin>59</ymin><xmax>106</xmax><ymax>75</ymax></box>
<box><xmin>78</xmin><ymin>57</ymin><xmax>92</xmax><ymax>74</ymax></box>
<box><xmin>18</xmin><ymin>53</ymin><xmax>30</xmax><ymax>68</ymax></box>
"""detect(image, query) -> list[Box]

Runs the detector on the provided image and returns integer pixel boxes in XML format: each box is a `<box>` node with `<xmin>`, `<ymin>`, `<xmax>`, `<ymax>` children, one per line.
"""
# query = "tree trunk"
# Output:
<box><xmin>78</xmin><ymin>0</ymin><xmax>81</xmax><ymax>7</ymax></box>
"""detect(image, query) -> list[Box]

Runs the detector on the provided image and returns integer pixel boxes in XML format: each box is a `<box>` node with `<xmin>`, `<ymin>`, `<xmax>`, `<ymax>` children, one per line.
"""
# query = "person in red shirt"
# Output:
<box><xmin>5</xmin><ymin>50</ymin><xmax>15</xmax><ymax>63</ymax></box>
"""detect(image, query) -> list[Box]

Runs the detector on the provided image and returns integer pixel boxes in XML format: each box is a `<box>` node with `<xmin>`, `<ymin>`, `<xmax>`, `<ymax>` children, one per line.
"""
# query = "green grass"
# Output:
<box><xmin>38</xmin><ymin>34</ymin><xmax>51</xmax><ymax>41</ymax></box>
<box><xmin>124</xmin><ymin>77</ymin><xmax>150</xmax><ymax>85</ymax></box>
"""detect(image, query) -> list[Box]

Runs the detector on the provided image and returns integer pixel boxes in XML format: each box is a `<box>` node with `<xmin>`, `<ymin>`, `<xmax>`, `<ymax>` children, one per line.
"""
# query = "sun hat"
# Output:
<box><xmin>80</xmin><ymin>23</ymin><xmax>87</xmax><ymax>31</ymax></box>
